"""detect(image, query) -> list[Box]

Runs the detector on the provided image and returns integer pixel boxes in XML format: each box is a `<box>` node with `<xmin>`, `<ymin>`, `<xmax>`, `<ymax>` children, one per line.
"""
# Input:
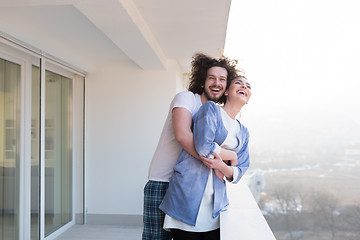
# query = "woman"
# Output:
<box><xmin>159</xmin><ymin>75</ymin><xmax>252</xmax><ymax>240</ymax></box>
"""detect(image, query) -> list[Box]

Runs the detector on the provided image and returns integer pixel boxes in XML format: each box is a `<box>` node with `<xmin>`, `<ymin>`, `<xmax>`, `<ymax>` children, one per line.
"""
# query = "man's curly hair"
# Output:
<box><xmin>188</xmin><ymin>53</ymin><xmax>238</xmax><ymax>104</ymax></box>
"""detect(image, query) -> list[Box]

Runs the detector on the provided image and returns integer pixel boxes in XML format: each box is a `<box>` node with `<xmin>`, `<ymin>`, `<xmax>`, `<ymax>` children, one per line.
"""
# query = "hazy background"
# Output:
<box><xmin>224</xmin><ymin>1</ymin><xmax>360</xmax><ymax>239</ymax></box>
<box><xmin>225</xmin><ymin>0</ymin><xmax>360</xmax><ymax>154</ymax></box>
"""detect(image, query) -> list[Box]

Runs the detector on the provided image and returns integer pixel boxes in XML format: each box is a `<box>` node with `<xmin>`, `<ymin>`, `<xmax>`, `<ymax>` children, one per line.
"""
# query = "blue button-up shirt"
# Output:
<box><xmin>159</xmin><ymin>101</ymin><xmax>250</xmax><ymax>226</ymax></box>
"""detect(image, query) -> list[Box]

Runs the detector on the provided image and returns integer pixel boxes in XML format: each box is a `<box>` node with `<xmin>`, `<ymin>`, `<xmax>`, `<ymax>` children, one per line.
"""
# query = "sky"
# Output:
<box><xmin>224</xmin><ymin>0</ymin><xmax>360</xmax><ymax>153</ymax></box>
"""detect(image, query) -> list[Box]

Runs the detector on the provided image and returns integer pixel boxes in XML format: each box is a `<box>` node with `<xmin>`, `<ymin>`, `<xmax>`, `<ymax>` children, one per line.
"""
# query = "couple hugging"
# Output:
<box><xmin>143</xmin><ymin>53</ymin><xmax>252</xmax><ymax>240</ymax></box>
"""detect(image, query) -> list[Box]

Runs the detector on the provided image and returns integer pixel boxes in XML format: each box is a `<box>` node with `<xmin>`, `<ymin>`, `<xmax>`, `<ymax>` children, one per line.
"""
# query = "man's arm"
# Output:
<box><xmin>172</xmin><ymin>107</ymin><xmax>236</xmax><ymax>181</ymax></box>
<box><xmin>172</xmin><ymin>107</ymin><xmax>199</xmax><ymax>158</ymax></box>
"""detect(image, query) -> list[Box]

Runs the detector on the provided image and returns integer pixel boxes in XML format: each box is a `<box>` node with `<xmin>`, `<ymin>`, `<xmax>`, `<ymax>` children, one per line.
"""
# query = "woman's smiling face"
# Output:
<box><xmin>226</xmin><ymin>76</ymin><xmax>252</xmax><ymax>104</ymax></box>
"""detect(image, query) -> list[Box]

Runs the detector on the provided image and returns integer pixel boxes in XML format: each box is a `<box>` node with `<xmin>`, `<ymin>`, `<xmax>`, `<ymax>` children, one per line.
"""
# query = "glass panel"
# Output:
<box><xmin>44</xmin><ymin>70</ymin><xmax>73</xmax><ymax>236</ymax></box>
<box><xmin>31</xmin><ymin>65</ymin><xmax>40</xmax><ymax>240</ymax></box>
<box><xmin>0</xmin><ymin>58</ymin><xmax>21</xmax><ymax>240</ymax></box>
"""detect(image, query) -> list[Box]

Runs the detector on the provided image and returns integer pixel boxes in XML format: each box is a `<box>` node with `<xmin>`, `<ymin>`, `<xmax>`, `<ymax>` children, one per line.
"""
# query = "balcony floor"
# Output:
<box><xmin>56</xmin><ymin>179</ymin><xmax>274</xmax><ymax>240</ymax></box>
<box><xmin>55</xmin><ymin>225</ymin><xmax>142</xmax><ymax>240</ymax></box>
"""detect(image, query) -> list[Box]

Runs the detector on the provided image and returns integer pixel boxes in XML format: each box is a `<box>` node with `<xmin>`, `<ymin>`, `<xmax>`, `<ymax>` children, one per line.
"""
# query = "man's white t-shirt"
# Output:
<box><xmin>148</xmin><ymin>91</ymin><xmax>202</xmax><ymax>182</ymax></box>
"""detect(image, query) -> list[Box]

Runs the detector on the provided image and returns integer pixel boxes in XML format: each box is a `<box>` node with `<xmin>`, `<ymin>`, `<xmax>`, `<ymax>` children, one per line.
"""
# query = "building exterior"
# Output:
<box><xmin>0</xmin><ymin>1</ymin><xmax>275</xmax><ymax>239</ymax></box>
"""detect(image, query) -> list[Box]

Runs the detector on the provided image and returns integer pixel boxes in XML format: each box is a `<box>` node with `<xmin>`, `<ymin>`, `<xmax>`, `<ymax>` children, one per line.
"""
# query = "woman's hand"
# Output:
<box><xmin>199</xmin><ymin>152</ymin><xmax>234</xmax><ymax>181</ymax></box>
<box><xmin>219</xmin><ymin>148</ymin><xmax>238</xmax><ymax>166</ymax></box>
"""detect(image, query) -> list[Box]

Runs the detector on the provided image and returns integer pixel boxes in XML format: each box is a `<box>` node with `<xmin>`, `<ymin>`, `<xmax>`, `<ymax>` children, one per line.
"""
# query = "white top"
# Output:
<box><xmin>220</xmin><ymin>107</ymin><xmax>240</xmax><ymax>183</ymax></box>
<box><xmin>164</xmin><ymin>170</ymin><xmax>219</xmax><ymax>232</ymax></box>
<box><xmin>220</xmin><ymin>108</ymin><xmax>240</xmax><ymax>150</ymax></box>
<box><xmin>148</xmin><ymin>91</ymin><xmax>202</xmax><ymax>182</ymax></box>
<box><xmin>164</xmin><ymin>107</ymin><xmax>240</xmax><ymax>232</ymax></box>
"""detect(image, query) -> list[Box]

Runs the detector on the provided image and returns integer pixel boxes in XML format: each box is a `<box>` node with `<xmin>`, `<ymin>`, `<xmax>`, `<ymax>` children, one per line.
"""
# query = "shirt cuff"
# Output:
<box><xmin>209</xmin><ymin>143</ymin><xmax>221</xmax><ymax>159</ymax></box>
<box><xmin>226</xmin><ymin>166</ymin><xmax>239</xmax><ymax>183</ymax></box>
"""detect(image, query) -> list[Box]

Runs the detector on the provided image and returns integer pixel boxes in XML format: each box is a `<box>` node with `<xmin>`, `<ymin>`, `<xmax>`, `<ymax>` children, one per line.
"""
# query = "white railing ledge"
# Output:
<box><xmin>220</xmin><ymin>179</ymin><xmax>276</xmax><ymax>240</ymax></box>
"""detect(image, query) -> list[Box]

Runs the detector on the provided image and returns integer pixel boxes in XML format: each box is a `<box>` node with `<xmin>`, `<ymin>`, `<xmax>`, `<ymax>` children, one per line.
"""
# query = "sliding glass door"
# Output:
<box><xmin>44</xmin><ymin>70</ymin><xmax>73</xmax><ymax>237</ymax></box>
<box><xmin>31</xmin><ymin>65</ymin><xmax>74</xmax><ymax>239</ymax></box>
<box><xmin>0</xmin><ymin>41</ymin><xmax>83</xmax><ymax>239</ymax></box>
<box><xmin>0</xmin><ymin>57</ymin><xmax>21</xmax><ymax>240</ymax></box>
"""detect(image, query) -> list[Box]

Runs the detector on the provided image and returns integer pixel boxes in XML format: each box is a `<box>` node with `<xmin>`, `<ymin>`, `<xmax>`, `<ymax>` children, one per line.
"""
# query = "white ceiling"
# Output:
<box><xmin>0</xmin><ymin>0</ymin><xmax>231</xmax><ymax>72</ymax></box>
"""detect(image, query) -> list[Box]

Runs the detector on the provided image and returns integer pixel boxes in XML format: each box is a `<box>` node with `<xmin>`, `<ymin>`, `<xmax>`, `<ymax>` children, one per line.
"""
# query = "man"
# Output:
<box><xmin>142</xmin><ymin>53</ymin><xmax>238</xmax><ymax>240</ymax></box>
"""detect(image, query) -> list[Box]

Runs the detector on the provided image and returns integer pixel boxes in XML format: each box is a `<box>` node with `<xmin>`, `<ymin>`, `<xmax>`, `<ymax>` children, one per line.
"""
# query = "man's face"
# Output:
<box><xmin>202</xmin><ymin>66</ymin><xmax>228</xmax><ymax>102</ymax></box>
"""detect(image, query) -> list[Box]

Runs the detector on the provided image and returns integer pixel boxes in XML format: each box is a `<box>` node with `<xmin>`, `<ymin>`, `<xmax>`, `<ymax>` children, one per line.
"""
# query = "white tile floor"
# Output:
<box><xmin>55</xmin><ymin>225</ymin><xmax>142</xmax><ymax>240</ymax></box>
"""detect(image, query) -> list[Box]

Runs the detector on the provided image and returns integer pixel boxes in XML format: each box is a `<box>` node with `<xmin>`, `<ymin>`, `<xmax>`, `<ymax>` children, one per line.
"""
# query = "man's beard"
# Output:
<box><xmin>203</xmin><ymin>87</ymin><xmax>222</xmax><ymax>102</ymax></box>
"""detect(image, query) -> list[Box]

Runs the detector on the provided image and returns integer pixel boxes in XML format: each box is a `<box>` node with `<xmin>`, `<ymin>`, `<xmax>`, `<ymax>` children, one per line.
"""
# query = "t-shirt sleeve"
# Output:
<box><xmin>171</xmin><ymin>91</ymin><xmax>196</xmax><ymax>114</ymax></box>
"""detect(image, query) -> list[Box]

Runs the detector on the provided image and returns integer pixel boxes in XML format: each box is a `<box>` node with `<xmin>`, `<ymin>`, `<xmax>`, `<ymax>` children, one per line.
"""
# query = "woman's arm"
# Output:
<box><xmin>200</xmin><ymin>152</ymin><xmax>234</xmax><ymax>180</ymax></box>
<box><xmin>219</xmin><ymin>148</ymin><xmax>238</xmax><ymax>166</ymax></box>
<box><xmin>193</xmin><ymin>102</ymin><xmax>221</xmax><ymax>158</ymax></box>
<box><xmin>192</xmin><ymin>102</ymin><xmax>235</xmax><ymax>180</ymax></box>
<box><xmin>198</xmin><ymin>129</ymin><xmax>250</xmax><ymax>184</ymax></box>
<box><xmin>173</xmin><ymin>106</ymin><xmax>223</xmax><ymax>168</ymax></box>
<box><xmin>210</xmin><ymin>149</ymin><xmax>237</xmax><ymax>181</ymax></box>
<box><xmin>231</xmin><ymin>134</ymin><xmax>250</xmax><ymax>183</ymax></box>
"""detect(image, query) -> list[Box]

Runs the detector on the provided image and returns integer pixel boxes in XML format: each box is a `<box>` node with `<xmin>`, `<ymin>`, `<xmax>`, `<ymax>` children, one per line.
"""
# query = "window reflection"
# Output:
<box><xmin>44</xmin><ymin>70</ymin><xmax>73</xmax><ymax>236</ymax></box>
<box><xmin>0</xmin><ymin>58</ymin><xmax>21</xmax><ymax>240</ymax></box>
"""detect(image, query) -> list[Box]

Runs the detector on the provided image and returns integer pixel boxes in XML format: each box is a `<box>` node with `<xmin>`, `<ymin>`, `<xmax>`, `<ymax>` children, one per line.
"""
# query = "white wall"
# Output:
<box><xmin>85</xmin><ymin>59</ymin><xmax>183</xmax><ymax>216</ymax></box>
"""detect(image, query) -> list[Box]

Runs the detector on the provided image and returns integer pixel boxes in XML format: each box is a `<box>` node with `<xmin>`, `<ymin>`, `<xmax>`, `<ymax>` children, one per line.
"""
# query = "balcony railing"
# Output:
<box><xmin>220</xmin><ymin>179</ymin><xmax>276</xmax><ymax>240</ymax></box>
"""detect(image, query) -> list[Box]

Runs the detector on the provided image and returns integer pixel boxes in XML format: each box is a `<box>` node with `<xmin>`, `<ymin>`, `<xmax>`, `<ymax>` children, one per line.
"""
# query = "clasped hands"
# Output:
<box><xmin>199</xmin><ymin>152</ymin><xmax>237</xmax><ymax>182</ymax></box>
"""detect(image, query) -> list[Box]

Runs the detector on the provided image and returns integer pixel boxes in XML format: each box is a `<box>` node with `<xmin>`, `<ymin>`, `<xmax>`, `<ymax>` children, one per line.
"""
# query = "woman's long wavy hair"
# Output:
<box><xmin>188</xmin><ymin>53</ymin><xmax>239</xmax><ymax>104</ymax></box>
